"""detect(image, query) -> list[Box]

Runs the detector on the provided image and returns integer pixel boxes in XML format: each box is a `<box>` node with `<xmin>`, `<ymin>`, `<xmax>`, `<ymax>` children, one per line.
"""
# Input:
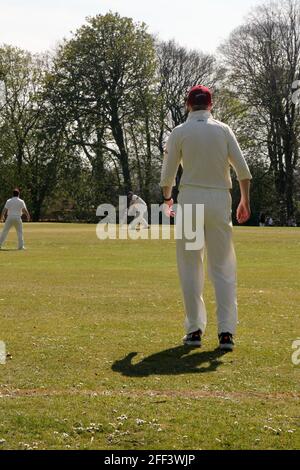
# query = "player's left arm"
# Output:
<box><xmin>226</xmin><ymin>126</ymin><xmax>252</xmax><ymax>224</ymax></box>
<box><xmin>22</xmin><ymin>205</ymin><xmax>31</xmax><ymax>221</ymax></box>
<box><xmin>236</xmin><ymin>179</ymin><xmax>251</xmax><ymax>224</ymax></box>
<box><xmin>227</xmin><ymin>126</ymin><xmax>252</xmax><ymax>182</ymax></box>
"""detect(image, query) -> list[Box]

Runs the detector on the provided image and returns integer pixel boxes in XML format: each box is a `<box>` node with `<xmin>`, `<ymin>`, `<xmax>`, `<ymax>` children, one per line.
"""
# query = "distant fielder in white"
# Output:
<box><xmin>0</xmin><ymin>188</ymin><xmax>31</xmax><ymax>250</ymax></box>
<box><xmin>127</xmin><ymin>191</ymin><xmax>149</xmax><ymax>229</ymax></box>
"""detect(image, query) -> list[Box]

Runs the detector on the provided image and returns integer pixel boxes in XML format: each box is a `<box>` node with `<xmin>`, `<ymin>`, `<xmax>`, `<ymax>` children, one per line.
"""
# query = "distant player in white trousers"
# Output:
<box><xmin>0</xmin><ymin>188</ymin><xmax>31</xmax><ymax>250</ymax></box>
<box><xmin>127</xmin><ymin>192</ymin><xmax>149</xmax><ymax>229</ymax></box>
<box><xmin>160</xmin><ymin>85</ymin><xmax>252</xmax><ymax>351</ymax></box>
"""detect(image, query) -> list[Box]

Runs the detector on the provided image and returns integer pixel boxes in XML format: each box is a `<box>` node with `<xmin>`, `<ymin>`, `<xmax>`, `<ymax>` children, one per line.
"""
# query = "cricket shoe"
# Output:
<box><xmin>183</xmin><ymin>329</ymin><xmax>202</xmax><ymax>347</ymax></box>
<box><xmin>219</xmin><ymin>332</ymin><xmax>234</xmax><ymax>351</ymax></box>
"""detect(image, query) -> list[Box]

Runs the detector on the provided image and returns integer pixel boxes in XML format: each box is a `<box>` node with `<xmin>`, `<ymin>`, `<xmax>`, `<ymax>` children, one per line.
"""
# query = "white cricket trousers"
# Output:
<box><xmin>0</xmin><ymin>216</ymin><xmax>24</xmax><ymax>249</ymax></box>
<box><xmin>176</xmin><ymin>185</ymin><xmax>238</xmax><ymax>336</ymax></box>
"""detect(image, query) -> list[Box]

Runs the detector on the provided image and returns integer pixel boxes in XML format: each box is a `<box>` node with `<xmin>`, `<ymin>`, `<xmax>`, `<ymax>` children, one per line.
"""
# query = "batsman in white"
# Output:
<box><xmin>0</xmin><ymin>188</ymin><xmax>31</xmax><ymax>250</ymax></box>
<box><xmin>127</xmin><ymin>191</ymin><xmax>150</xmax><ymax>229</ymax></box>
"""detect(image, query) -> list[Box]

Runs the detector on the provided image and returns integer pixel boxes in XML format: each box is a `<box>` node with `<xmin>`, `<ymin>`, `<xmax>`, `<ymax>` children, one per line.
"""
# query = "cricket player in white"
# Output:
<box><xmin>0</xmin><ymin>189</ymin><xmax>30</xmax><ymax>250</ymax></box>
<box><xmin>127</xmin><ymin>191</ymin><xmax>149</xmax><ymax>229</ymax></box>
<box><xmin>160</xmin><ymin>86</ymin><xmax>252</xmax><ymax>350</ymax></box>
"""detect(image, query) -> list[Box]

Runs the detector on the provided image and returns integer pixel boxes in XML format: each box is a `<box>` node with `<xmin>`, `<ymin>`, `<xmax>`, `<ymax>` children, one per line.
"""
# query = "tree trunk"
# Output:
<box><xmin>111</xmin><ymin>107</ymin><xmax>132</xmax><ymax>193</ymax></box>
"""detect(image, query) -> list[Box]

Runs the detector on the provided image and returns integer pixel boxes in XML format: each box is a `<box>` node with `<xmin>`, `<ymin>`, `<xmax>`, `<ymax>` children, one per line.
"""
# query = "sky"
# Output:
<box><xmin>0</xmin><ymin>0</ymin><xmax>265</xmax><ymax>55</ymax></box>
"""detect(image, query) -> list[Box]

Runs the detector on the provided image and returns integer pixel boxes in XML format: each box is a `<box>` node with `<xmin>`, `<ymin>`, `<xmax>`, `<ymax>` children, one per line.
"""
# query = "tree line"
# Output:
<box><xmin>0</xmin><ymin>0</ymin><xmax>299</xmax><ymax>224</ymax></box>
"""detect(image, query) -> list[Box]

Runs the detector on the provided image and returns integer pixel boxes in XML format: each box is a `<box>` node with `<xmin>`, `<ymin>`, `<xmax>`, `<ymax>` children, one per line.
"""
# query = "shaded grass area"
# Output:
<box><xmin>0</xmin><ymin>224</ymin><xmax>300</xmax><ymax>449</ymax></box>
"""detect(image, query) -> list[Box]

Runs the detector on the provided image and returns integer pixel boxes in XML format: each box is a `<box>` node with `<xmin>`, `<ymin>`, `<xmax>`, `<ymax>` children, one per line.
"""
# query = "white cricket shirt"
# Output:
<box><xmin>160</xmin><ymin>110</ymin><xmax>252</xmax><ymax>189</ymax></box>
<box><xmin>130</xmin><ymin>195</ymin><xmax>147</xmax><ymax>207</ymax></box>
<box><xmin>5</xmin><ymin>197</ymin><xmax>27</xmax><ymax>217</ymax></box>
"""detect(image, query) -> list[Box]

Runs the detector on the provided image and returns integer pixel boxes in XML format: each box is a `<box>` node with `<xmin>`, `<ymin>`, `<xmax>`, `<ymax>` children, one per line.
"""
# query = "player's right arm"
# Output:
<box><xmin>0</xmin><ymin>206</ymin><xmax>8</xmax><ymax>222</ymax></box>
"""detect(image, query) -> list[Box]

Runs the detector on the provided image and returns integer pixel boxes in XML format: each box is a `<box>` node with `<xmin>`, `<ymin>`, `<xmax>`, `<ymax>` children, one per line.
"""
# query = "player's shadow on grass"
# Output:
<box><xmin>0</xmin><ymin>248</ymin><xmax>19</xmax><ymax>251</ymax></box>
<box><xmin>112</xmin><ymin>346</ymin><xmax>228</xmax><ymax>377</ymax></box>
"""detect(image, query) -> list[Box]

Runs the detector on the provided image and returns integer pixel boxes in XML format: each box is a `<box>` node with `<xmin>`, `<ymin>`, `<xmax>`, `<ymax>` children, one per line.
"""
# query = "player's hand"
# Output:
<box><xmin>163</xmin><ymin>199</ymin><xmax>175</xmax><ymax>218</ymax></box>
<box><xmin>236</xmin><ymin>200</ymin><xmax>251</xmax><ymax>224</ymax></box>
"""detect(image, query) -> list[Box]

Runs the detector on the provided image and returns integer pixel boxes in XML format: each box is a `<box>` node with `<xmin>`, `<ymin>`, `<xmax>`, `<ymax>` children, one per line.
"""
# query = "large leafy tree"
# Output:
<box><xmin>157</xmin><ymin>40</ymin><xmax>216</xmax><ymax>130</ymax></box>
<box><xmin>0</xmin><ymin>45</ymin><xmax>65</xmax><ymax>220</ymax></box>
<box><xmin>47</xmin><ymin>12</ymin><xmax>157</xmax><ymax>202</ymax></box>
<box><xmin>221</xmin><ymin>0</ymin><xmax>300</xmax><ymax>222</ymax></box>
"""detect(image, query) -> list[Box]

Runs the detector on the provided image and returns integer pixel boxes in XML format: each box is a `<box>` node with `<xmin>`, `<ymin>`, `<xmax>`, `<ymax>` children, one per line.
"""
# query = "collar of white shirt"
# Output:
<box><xmin>187</xmin><ymin>110</ymin><xmax>212</xmax><ymax>121</ymax></box>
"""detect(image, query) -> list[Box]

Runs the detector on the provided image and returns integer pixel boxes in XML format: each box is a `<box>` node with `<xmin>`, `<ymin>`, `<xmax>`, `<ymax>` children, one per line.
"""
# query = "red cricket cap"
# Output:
<box><xmin>187</xmin><ymin>85</ymin><xmax>212</xmax><ymax>107</ymax></box>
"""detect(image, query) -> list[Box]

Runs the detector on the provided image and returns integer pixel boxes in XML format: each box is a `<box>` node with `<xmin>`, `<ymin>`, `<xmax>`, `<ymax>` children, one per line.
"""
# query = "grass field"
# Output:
<box><xmin>0</xmin><ymin>223</ymin><xmax>300</xmax><ymax>450</ymax></box>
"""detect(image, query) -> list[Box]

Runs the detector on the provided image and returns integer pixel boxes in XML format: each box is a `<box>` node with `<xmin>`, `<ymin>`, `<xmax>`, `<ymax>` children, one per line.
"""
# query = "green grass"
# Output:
<box><xmin>0</xmin><ymin>223</ymin><xmax>300</xmax><ymax>450</ymax></box>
